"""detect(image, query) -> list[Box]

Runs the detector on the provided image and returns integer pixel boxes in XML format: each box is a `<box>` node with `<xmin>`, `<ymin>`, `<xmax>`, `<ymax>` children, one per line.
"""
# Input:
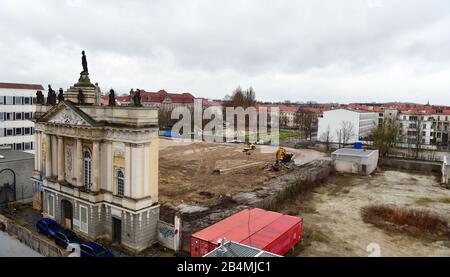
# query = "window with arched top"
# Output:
<box><xmin>83</xmin><ymin>150</ymin><xmax>92</xmax><ymax>189</ymax></box>
<box><xmin>116</xmin><ymin>169</ymin><xmax>124</xmax><ymax>197</ymax></box>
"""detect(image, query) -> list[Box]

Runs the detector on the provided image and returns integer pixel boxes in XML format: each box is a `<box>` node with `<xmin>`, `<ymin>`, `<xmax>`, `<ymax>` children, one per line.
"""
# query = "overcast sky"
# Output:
<box><xmin>1</xmin><ymin>0</ymin><xmax>450</xmax><ymax>104</ymax></box>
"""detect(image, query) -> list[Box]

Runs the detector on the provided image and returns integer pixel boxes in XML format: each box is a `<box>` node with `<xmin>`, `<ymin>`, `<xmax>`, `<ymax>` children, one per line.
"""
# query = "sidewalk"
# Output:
<box><xmin>0</xmin><ymin>230</ymin><xmax>43</xmax><ymax>257</ymax></box>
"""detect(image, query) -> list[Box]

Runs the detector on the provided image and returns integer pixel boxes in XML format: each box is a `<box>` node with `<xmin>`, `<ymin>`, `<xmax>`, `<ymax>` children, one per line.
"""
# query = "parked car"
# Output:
<box><xmin>54</xmin><ymin>229</ymin><xmax>82</xmax><ymax>250</ymax></box>
<box><xmin>80</xmin><ymin>242</ymin><xmax>114</xmax><ymax>257</ymax></box>
<box><xmin>36</xmin><ymin>218</ymin><xmax>63</xmax><ymax>239</ymax></box>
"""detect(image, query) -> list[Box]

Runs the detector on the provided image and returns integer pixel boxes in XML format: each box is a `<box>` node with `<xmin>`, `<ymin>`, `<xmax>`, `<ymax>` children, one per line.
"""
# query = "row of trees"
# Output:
<box><xmin>320</xmin><ymin>121</ymin><xmax>356</xmax><ymax>151</ymax></box>
<box><xmin>224</xmin><ymin>86</ymin><xmax>257</xmax><ymax>108</ymax></box>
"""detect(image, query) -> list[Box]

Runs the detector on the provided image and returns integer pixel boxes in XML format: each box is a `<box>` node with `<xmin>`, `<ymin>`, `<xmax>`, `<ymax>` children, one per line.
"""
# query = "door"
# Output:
<box><xmin>0</xmin><ymin>169</ymin><xmax>16</xmax><ymax>207</ymax></box>
<box><xmin>112</xmin><ymin>217</ymin><xmax>122</xmax><ymax>244</ymax></box>
<box><xmin>61</xmin><ymin>200</ymin><xmax>73</xmax><ymax>229</ymax></box>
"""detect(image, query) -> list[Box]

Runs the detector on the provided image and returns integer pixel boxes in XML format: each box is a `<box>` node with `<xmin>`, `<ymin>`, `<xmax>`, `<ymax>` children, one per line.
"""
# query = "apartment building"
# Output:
<box><xmin>397</xmin><ymin>112</ymin><xmax>450</xmax><ymax>150</ymax></box>
<box><xmin>0</xmin><ymin>82</ymin><xmax>45</xmax><ymax>152</ymax></box>
<box><xmin>317</xmin><ymin>109</ymin><xmax>377</xmax><ymax>144</ymax></box>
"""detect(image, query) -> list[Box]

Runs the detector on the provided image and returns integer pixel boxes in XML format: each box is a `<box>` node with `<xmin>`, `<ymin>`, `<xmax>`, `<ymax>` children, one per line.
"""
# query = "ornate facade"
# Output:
<box><xmin>31</xmin><ymin>62</ymin><xmax>159</xmax><ymax>251</ymax></box>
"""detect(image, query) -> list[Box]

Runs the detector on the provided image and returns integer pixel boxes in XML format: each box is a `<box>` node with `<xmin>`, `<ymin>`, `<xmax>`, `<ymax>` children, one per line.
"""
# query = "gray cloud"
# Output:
<box><xmin>1</xmin><ymin>0</ymin><xmax>450</xmax><ymax>104</ymax></box>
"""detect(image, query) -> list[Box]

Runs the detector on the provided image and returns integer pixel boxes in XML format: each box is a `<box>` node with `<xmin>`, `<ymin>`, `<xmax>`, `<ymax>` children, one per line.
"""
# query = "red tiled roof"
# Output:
<box><xmin>140</xmin><ymin>89</ymin><xmax>195</xmax><ymax>104</ymax></box>
<box><xmin>101</xmin><ymin>89</ymin><xmax>195</xmax><ymax>105</ymax></box>
<box><xmin>0</xmin><ymin>82</ymin><xmax>44</xmax><ymax>90</ymax></box>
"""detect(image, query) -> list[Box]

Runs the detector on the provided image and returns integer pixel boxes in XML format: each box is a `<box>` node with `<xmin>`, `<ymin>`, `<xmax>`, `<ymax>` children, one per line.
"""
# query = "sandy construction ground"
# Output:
<box><xmin>284</xmin><ymin>170</ymin><xmax>450</xmax><ymax>257</ymax></box>
<box><xmin>158</xmin><ymin>138</ymin><xmax>324</xmax><ymax>209</ymax></box>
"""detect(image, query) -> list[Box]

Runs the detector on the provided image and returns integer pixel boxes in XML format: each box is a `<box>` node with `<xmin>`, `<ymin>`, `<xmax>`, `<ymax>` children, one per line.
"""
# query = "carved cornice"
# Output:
<box><xmin>36</xmin><ymin>123</ymin><xmax>158</xmax><ymax>143</ymax></box>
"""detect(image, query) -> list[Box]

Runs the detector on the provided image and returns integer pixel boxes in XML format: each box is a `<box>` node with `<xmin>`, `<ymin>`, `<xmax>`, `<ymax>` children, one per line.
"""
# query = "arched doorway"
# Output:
<box><xmin>0</xmin><ymin>169</ymin><xmax>16</xmax><ymax>207</ymax></box>
<box><xmin>61</xmin><ymin>199</ymin><xmax>73</xmax><ymax>229</ymax></box>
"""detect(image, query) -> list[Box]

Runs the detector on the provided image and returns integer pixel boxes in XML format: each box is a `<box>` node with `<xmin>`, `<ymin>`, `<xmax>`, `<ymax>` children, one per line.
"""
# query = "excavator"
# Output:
<box><xmin>242</xmin><ymin>143</ymin><xmax>256</xmax><ymax>155</ymax></box>
<box><xmin>273</xmin><ymin>147</ymin><xmax>294</xmax><ymax>171</ymax></box>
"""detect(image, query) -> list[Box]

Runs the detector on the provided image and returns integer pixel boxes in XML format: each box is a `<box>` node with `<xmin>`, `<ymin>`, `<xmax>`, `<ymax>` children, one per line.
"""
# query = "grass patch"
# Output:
<box><xmin>301</xmin><ymin>206</ymin><xmax>318</xmax><ymax>214</ymax></box>
<box><xmin>309</xmin><ymin>229</ymin><xmax>330</xmax><ymax>243</ymax></box>
<box><xmin>361</xmin><ymin>204</ymin><xmax>450</xmax><ymax>240</ymax></box>
<box><xmin>416</xmin><ymin>197</ymin><xmax>450</xmax><ymax>206</ymax></box>
<box><xmin>266</xmin><ymin>179</ymin><xmax>317</xmax><ymax>211</ymax></box>
<box><xmin>334</xmin><ymin>176</ymin><xmax>354</xmax><ymax>187</ymax></box>
<box><xmin>275</xmin><ymin>130</ymin><xmax>302</xmax><ymax>141</ymax></box>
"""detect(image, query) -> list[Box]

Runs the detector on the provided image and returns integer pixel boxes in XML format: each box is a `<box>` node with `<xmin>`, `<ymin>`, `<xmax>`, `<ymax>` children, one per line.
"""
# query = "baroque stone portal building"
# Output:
<box><xmin>31</xmin><ymin>54</ymin><xmax>159</xmax><ymax>251</ymax></box>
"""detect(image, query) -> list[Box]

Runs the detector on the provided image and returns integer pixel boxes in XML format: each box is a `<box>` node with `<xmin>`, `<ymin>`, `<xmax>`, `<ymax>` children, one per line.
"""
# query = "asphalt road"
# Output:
<box><xmin>0</xmin><ymin>231</ymin><xmax>42</xmax><ymax>257</ymax></box>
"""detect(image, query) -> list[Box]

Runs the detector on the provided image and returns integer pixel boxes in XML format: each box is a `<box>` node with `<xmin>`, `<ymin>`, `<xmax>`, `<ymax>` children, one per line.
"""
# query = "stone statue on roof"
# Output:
<box><xmin>58</xmin><ymin>88</ymin><xmax>64</xmax><ymax>102</ymax></box>
<box><xmin>77</xmin><ymin>89</ymin><xmax>85</xmax><ymax>105</ymax></box>
<box><xmin>108</xmin><ymin>89</ymin><xmax>116</xmax><ymax>107</ymax></box>
<box><xmin>133</xmin><ymin>89</ymin><xmax>142</xmax><ymax>107</ymax></box>
<box><xmin>47</xmin><ymin>85</ymin><xmax>57</xmax><ymax>105</ymax></box>
<box><xmin>81</xmin><ymin>50</ymin><xmax>88</xmax><ymax>74</ymax></box>
<box><xmin>36</xmin><ymin>91</ymin><xmax>44</xmax><ymax>104</ymax></box>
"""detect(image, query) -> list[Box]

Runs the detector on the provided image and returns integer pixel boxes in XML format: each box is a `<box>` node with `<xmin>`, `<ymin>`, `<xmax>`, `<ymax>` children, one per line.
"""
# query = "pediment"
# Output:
<box><xmin>40</xmin><ymin>101</ymin><xmax>94</xmax><ymax>127</ymax></box>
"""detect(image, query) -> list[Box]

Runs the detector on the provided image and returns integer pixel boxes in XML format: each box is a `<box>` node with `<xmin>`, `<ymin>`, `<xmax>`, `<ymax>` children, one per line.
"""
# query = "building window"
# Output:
<box><xmin>5</xmin><ymin>96</ymin><xmax>13</xmax><ymax>105</ymax></box>
<box><xmin>6</xmin><ymin>113</ymin><xmax>12</xmax><ymax>120</ymax></box>
<box><xmin>116</xmin><ymin>169</ymin><xmax>125</xmax><ymax>197</ymax></box>
<box><xmin>24</xmin><ymin>142</ymin><xmax>32</xmax><ymax>150</ymax></box>
<box><xmin>15</xmin><ymin>112</ymin><xmax>22</xmax><ymax>120</ymax></box>
<box><xmin>15</xmin><ymin>128</ymin><xmax>22</xmax><ymax>135</ymax></box>
<box><xmin>83</xmin><ymin>150</ymin><xmax>92</xmax><ymax>189</ymax></box>
<box><xmin>24</xmin><ymin>112</ymin><xmax>31</xmax><ymax>119</ymax></box>
<box><xmin>15</xmin><ymin>97</ymin><xmax>22</xmax><ymax>105</ymax></box>
<box><xmin>6</xmin><ymin>129</ymin><xmax>13</xmax><ymax>136</ymax></box>
<box><xmin>24</xmin><ymin>128</ymin><xmax>31</xmax><ymax>135</ymax></box>
<box><xmin>0</xmin><ymin>96</ymin><xmax>4</xmax><ymax>104</ymax></box>
<box><xmin>15</xmin><ymin>143</ymin><xmax>22</xmax><ymax>150</ymax></box>
<box><xmin>24</xmin><ymin>97</ymin><xmax>31</xmax><ymax>105</ymax></box>
<box><xmin>48</xmin><ymin>194</ymin><xmax>55</xmax><ymax>218</ymax></box>
<box><xmin>0</xmin><ymin>113</ymin><xmax>3</xmax><ymax>121</ymax></box>
<box><xmin>79</xmin><ymin>205</ymin><xmax>88</xmax><ymax>233</ymax></box>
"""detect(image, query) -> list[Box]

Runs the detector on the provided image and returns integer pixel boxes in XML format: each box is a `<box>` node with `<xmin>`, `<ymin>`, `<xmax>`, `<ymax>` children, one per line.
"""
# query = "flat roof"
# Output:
<box><xmin>0</xmin><ymin>150</ymin><xmax>34</xmax><ymax>163</ymax></box>
<box><xmin>203</xmin><ymin>241</ymin><xmax>281</xmax><ymax>257</ymax></box>
<box><xmin>332</xmin><ymin>148</ymin><xmax>377</xmax><ymax>158</ymax></box>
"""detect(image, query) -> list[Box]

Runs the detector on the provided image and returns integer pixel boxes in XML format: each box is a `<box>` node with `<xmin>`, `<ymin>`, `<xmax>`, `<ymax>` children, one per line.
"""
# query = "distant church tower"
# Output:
<box><xmin>31</xmin><ymin>51</ymin><xmax>160</xmax><ymax>251</ymax></box>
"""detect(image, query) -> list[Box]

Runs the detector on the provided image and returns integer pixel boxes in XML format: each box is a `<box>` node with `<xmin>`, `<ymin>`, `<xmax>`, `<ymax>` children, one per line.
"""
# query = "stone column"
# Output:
<box><xmin>45</xmin><ymin>133</ymin><xmax>52</xmax><ymax>178</ymax></box>
<box><xmin>34</xmin><ymin>131</ymin><xmax>39</xmax><ymax>170</ymax></box>
<box><xmin>57</xmin><ymin>136</ymin><xmax>65</xmax><ymax>182</ymax></box>
<box><xmin>92</xmin><ymin>140</ymin><xmax>100</xmax><ymax>192</ymax></box>
<box><xmin>52</xmin><ymin>136</ymin><xmax>58</xmax><ymax>177</ymax></box>
<box><xmin>76</xmin><ymin>139</ymin><xmax>83</xmax><ymax>187</ymax></box>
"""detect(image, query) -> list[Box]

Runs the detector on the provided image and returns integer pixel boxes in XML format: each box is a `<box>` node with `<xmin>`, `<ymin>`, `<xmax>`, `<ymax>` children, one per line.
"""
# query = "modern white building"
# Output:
<box><xmin>317</xmin><ymin>109</ymin><xmax>377</xmax><ymax>144</ymax></box>
<box><xmin>0</xmin><ymin>82</ymin><xmax>45</xmax><ymax>153</ymax></box>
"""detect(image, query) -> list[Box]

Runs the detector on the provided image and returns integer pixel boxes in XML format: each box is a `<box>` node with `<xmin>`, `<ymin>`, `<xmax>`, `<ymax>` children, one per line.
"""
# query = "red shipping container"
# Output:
<box><xmin>190</xmin><ymin>208</ymin><xmax>303</xmax><ymax>257</ymax></box>
<box><xmin>241</xmin><ymin>215</ymin><xmax>303</xmax><ymax>255</ymax></box>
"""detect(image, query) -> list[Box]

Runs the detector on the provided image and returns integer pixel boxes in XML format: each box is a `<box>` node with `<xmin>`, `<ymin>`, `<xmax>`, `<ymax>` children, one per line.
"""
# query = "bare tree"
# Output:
<box><xmin>371</xmin><ymin>120</ymin><xmax>403</xmax><ymax>157</ymax></box>
<box><xmin>320</xmin><ymin>126</ymin><xmax>332</xmax><ymax>151</ymax></box>
<box><xmin>337</xmin><ymin>121</ymin><xmax>356</xmax><ymax>147</ymax></box>
<box><xmin>158</xmin><ymin>106</ymin><xmax>173</xmax><ymax>129</ymax></box>
<box><xmin>295</xmin><ymin>109</ymin><xmax>317</xmax><ymax>140</ymax></box>
<box><xmin>279</xmin><ymin>114</ymin><xmax>289</xmax><ymax>128</ymax></box>
<box><xmin>413</xmin><ymin>116</ymin><xmax>424</xmax><ymax>159</ymax></box>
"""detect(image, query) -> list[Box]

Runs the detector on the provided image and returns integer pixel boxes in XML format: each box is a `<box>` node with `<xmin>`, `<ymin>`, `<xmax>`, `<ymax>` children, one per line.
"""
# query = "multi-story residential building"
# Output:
<box><xmin>317</xmin><ymin>109</ymin><xmax>377</xmax><ymax>144</ymax></box>
<box><xmin>0</xmin><ymin>82</ymin><xmax>45</xmax><ymax>152</ymax></box>
<box><xmin>32</xmin><ymin>54</ymin><xmax>160</xmax><ymax>251</ymax></box>
<box><xmin>397</xmin><ymin>111</ymin><xmax>450</xmax><ymax>150</ymax></box>
<box><xmin>279</xmin><ymin>105</ymin><xmax>299</xmax><ymax>128</ymax></box>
